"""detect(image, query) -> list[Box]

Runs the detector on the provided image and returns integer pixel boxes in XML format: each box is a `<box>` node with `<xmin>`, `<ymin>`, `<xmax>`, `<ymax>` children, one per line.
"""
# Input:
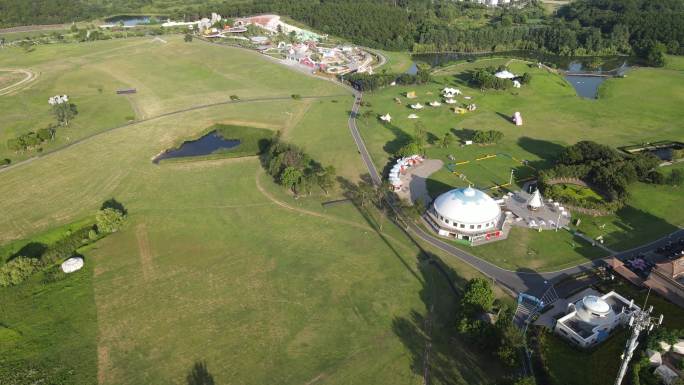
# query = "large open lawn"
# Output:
<box><xmin>0</xmin><ymin>37</ymin><xmax>506</xmax><ymax>384</ymax></box>
<box><xmin>357</xmin><ymin>56</ymin><xmax>684</xmax><ymax>269</ymax></box>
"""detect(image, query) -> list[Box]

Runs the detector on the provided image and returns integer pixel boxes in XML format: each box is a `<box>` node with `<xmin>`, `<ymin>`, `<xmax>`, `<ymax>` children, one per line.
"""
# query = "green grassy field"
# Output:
<box><xmin>0</xmin><ymin>37</ymin><xmax>506</xmax><ymax>385</ymax></box>
<box><xmin>357</xmin><ymin>56</ymin><xmax>684</xmax><ymax>268</ymax></box>
<box><xmin>0</xmin><ymin>37</ymin><xmax>344</xmax><ymax>162</ymax></box>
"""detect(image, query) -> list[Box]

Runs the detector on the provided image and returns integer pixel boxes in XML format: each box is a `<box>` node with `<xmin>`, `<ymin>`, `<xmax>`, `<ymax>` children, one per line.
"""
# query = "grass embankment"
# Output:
<box><xmin>356</xmin><ymin>57</ymin><xmax>684</xmax><ymax>267</ymax></box>
<box><xmin>0</xmin><ymin>37</ymin><xmax>505</xmax><ymax>385</ymax></box>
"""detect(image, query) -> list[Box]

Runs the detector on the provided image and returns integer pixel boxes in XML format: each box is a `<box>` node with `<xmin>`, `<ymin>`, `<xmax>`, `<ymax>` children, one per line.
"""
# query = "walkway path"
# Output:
<box><xmin>395</xmin><ymin>159</ymin><xmax>443</xmax><ymax>205</ymax></box>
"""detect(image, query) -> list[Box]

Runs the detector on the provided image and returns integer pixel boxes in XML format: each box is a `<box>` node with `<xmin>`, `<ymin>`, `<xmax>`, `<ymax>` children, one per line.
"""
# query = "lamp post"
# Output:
<box><xmin>614</xmin><ymin>299</ymin><xmax>663</xmax><ymax>385</ymax></box>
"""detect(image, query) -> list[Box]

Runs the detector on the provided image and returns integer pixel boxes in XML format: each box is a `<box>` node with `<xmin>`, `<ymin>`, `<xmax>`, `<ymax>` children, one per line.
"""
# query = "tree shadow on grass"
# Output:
<box><xmin>336</xmin><ymin>176</ymin><xmax>510</xmax><ymax>384</ymax></box>
<box><xmin>516</xmin><ymin>136</ymin><xmax>566</xmax><ymax>170</ymax></box>
<box><xmin>381</xmin><ymin>121</ymin><xmax>412</xmax><ymax>156</ymax></box>
<box><xmin>337</xmin><ymin>175</ymin><xmax>424</xmax><ymax>284</ymax></box>
<box><xmin>495</xmin><ymin>112</ymin><xmax>514</xmax><ymax>124</ymax></box>
<box><xmin>7</xmin><ymin>242</ymin><xmax>48</xmax><ymax>262</ymax></box>
<box><xmin>186</xmin><ymin>361</ymin><xmax>215</xmax><ymax>385</ymax></box>
<box><xmin>393</xmin><ymin>254</ymin><xmax>509</xmax><ymax>385</ymax></box>
<box><xmin>101</xmin><ymin>198</ymin><xmax>127</xmax><ymax>215</ymax></box>
<box><xmin>450</xmin><ymin>128</ymin><xmax>477</xmax><ymax>143</ymax></box>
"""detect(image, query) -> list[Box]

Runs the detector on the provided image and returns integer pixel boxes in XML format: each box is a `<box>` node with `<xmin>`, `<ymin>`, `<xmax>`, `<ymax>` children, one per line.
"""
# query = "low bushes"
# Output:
<box><xmin>0</xmin><ymin>201</ymin><xmax>127</xmax><ymax>287</ymax></box>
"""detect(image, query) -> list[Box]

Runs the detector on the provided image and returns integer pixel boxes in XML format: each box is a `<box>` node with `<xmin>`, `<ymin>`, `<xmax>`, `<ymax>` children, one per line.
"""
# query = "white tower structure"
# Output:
<box><xmin>614</xmin><ymin>300</ymin><xmax>664</xmax><ymax>385</ymax></box>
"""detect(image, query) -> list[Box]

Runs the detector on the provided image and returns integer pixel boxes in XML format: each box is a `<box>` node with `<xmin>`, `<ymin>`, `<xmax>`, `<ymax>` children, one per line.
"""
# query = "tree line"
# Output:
<box><xmin>2</xmin><ymin>0</ymin><xmax>681</xmax><ymax>65</ymax></box>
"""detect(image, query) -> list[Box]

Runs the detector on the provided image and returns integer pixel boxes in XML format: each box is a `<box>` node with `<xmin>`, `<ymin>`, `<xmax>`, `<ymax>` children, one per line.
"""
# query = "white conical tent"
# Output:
<box><xmin>380</xmin><ymin>113</ymin><xmax>392</xmax><ymax>122</ymax></box>
<box><xmin>528</xmin><ymin>189</ymin><xmax>543</xmax><ymax>210</ymax></box>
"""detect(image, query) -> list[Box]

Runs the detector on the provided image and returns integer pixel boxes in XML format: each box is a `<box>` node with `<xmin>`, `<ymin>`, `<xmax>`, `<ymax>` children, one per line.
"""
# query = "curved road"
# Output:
<box><xmin>345</xmin><ymin>88</ymin><xmax>684</xmax><ymax>296</ymax></box>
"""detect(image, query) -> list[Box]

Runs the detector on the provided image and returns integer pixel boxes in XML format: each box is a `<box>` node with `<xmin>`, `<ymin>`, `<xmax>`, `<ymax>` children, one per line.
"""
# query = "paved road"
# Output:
<box><xmin>344</xmin><ymin>87</ymin><xmax>684</xmax><ymax>296</ymax></box>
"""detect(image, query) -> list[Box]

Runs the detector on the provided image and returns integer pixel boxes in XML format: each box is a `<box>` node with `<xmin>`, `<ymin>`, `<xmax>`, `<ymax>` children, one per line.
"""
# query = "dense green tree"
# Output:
<box><xmin>461</xmin><ymin>277</ymin><xmax>494</xmax><ymax>313</ymax></box>
<box><xmin>96</xmin><ymin>207</ymin><xmax>126</xmax><ymax>233</ymax></box>
<box><xmin>280</xmin><ymin>166</ymin><xmax>303</xmax><ymax>194</ymax></box>
<box><xmin>52</xmin><ymin>102</ymin><xmax>78</xmax><ymax>126</ymax></box>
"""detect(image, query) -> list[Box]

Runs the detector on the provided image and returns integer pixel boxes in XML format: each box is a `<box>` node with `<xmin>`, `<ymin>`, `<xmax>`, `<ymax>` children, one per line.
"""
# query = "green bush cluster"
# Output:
<box><xmin>345</xmin><ymin>69</ymin><xmax>431</xmax><ymax>92</ymax></box>
<box><xmin>0</xmin><ymin>257</ymin><xmax>41</xmax><ymax>287</ymax></box>
<box><xmin>6</xmin><ymin>127</ymin><xmax>55</xmax><ymax>152</ymax></box>
<box><xmin>539</xmin><ymin>141</ymin><xmax>661</xmax><ymax>203</ymax></box>
<box><xmin>472</xmin><ymin>130</ymin><xmax>504</xmax><ymax>144</ymax></box>
<box><xmin>263</xmin><ymin>139</ymin><xmax>336</xmax><ymax>196</ymax></box>
<box><xmin>470</xmin><ymin>67</ymin><xmax>514</xmax><ymax>90</ymax></box>
<box><xmin>456</xmin><ymin>278</ymin><xmax>524</xmax><ymax>368</ymax></box>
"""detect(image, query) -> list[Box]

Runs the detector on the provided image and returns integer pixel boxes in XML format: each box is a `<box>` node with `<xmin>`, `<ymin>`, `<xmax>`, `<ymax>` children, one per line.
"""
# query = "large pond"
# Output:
<box><xmin>412</xmin><ymin>51</ymin><xmax>631</xmax><ymax>99</ymax></box>
<box><xmin>153</xmin><ymin>131</ymin><xmax>240</xmax><ymax>164</ymax></box>
<box><xmin>104</xmin><ymin>15</ymin><xmax>165</xmax><ymax>26</ymax></box>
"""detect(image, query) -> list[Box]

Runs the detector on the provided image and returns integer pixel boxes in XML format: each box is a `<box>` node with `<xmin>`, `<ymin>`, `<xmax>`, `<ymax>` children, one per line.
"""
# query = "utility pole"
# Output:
<box><xmin>614</xmin><ymin>295</ymin><xmax>664</xmax><ymax>385</ymax></box>
<box><xmin>509</xmin><ymin>168</ymin><xmax>515</xmax><ymax>185</ymax></box>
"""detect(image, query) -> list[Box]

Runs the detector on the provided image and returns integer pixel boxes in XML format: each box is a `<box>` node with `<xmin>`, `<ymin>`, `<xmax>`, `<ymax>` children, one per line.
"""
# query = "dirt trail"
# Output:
<box><xmin>0</xmin><ymin>68</ymin><xmax>37</xmax><ymax>96</ymax></box>
<box><xmin>135</xmin><ymin>223</ymin><xmax>154</xmax><ymax>281</ymax></box>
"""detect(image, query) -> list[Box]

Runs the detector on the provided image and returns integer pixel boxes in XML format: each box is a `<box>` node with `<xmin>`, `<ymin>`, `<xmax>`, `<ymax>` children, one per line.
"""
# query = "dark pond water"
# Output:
<box><xmin>153</xmin><ymin>131</ymin><xmax>240</xmax><ymax>163</ymax></box>
<box><xmin>104</xmin><ymin>15</ymin><xmax>165</xmax><ymax>26</ymax></box>
<box><xmin>412</xmin><ymin>51</ymin><xmax>631</xmax><ymax>98</ymax></box>
<box><xmin>564</xmin><ymin>75</ymin><xmax>607</xmax><ymax>99</ymax></box>
<box><xmin>406</xmin><ymin>62</ymin><xmax>419</xmax><ymax>75</ymax></box>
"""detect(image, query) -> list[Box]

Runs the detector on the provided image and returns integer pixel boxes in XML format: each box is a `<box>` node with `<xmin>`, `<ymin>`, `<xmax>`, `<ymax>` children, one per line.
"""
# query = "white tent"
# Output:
<box><xmin>61</xmin><ymin>257</ymin><xmax>84</xmax><ymax>273</ymax></box>
<box><xmin>528</xmin><ymin>189</ymin><xmax>543</xmax><ymax>210</ymax></box>
<box><xmin>410</xmin><ymin>103</ymin><xmax>424</xmax><ymax>110</ymax></box>
<box><xmin>445</xmin><ymin>98</ymin><xmax>457</xmax><ymax>104</ymax></box>
<box><xmin>408</xmin><ymin>114</ymin><xmax>419</xmax><ymax>119</ymax></box>
<box><xmin>442</xmin><ymin>87</ymin><xmax>461</xmax><ymax>97</ymax></box>
<box><xmin>380</xmin><ymin>113</ymin><xmax>392</xmax><ymax>122</ymax></box>
<box><xmin>513</xmin><ymin>80</ymin><xmax>521</xmax><ymax>88</ymax></box>
<box><xmin>429</xmin><ymin>101</ymin><xmax>442</xmax><ymax>107</ymax></box>
<box><xmin>495</xmin><ymin>70</ymin><xmax>516</xmax><ymax>79</ymax></box>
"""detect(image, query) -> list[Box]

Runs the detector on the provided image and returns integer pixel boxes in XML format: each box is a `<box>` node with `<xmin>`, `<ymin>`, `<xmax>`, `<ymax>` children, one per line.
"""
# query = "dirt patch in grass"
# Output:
<box><xmin>135</xmin><ymin>223</ymin><xmax>154</xmax><ymax>281</ymax></box>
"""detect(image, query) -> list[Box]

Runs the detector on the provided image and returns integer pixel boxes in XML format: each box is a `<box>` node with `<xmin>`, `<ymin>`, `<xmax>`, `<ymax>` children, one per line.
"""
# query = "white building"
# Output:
<box><xmin>427</xmin><ymin>187</ymin><xmax>503</xmax><ymax>242</ymax></box>
<box><xmin>555</xmin><ymin>291</ymin><xmax>639</xmax><ymax>348</ymax></box>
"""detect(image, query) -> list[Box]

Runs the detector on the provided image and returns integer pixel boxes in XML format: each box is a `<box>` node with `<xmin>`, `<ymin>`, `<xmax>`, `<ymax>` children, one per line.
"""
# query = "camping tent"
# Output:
<box><xmin>410</xmin><ymin>103</ymin><xmax>424</xmax><ymax>109</ymax></box>
<box><xmin>528</xmin><ymin>189</ymin><xmax>543</xmax><ymax>210</ymax></box>
<box><xmin>380</xmin><ymin>113</ymin><xmax>392</xmax><ymax>122</ymax></box>
<box><xmin>429</xmin><ymin>101</ymin><xmax>442</xmax><ymax>107</ymax></box>
<box><xmin>445</xmin><ymin>98</ymin><xmax>457</xmax><ymax>104</ymax></box>
<box><xmin>495</xmin><ymin>70</ymin><xmax>516</xmax><ymax>79</ymax></box>
<box><xmin>408</xmin><ymin>114</ymin><xmax>419</xmax><ymax>119</ymax></box>
<box><xmin>406</xmin><ymin>91</ymin><xmax>417</xmax><ymax>99</ymax></box>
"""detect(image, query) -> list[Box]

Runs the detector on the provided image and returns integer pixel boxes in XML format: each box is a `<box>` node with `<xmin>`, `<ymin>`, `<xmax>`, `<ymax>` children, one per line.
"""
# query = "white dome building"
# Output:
<box><xmin>428</xmin><ymin>187</ymin><xmax>503</xmax><ymax>242</ymax></box>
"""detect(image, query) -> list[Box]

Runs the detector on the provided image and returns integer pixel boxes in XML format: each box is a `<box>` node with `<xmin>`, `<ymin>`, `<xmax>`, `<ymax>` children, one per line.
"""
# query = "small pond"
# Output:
<box><xmin>104</xmin><ymin>15</ymin><xmax>165</xmax><ymax>27</ymax></box>
<box><xmin>153</xmin><ymin>131</ymin><xmax>240</xmax><ymax>164</ymax></box>
<box><xmin>411</xmin><ymin>51</ymin><xmax>631</xmax><ymax>99</ymax></box>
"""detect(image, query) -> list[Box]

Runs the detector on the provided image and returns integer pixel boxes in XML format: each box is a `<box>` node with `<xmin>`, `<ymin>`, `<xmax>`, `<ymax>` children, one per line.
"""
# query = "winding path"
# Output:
<box><xmin>0</xmin><ymin>68</ymin><xmax>36</xmax><ymax>96</ymax></box>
